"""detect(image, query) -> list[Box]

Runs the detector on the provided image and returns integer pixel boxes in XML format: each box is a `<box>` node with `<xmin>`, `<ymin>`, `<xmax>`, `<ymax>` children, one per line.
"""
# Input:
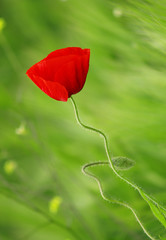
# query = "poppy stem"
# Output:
<box><xmin>70</xmin><ymin>96</ymin><xmax>157</xmax><ymax>240</ymax></box>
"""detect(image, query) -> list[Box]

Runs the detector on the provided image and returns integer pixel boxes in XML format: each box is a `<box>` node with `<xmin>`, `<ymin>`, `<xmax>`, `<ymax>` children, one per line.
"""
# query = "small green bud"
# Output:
<box><xmin>15</xmin><ymin>122</ymin><xmax>27</xmax><ymax>135</ymax></box>
<box><xmin>4</xmin><ymin>160</ymin><xmax>17</xmax><ymax>175</ymax></box>
<box><xmin>0</xmin><ymin>18</ymin><xmax>6</xmax><ymax>32</ymax></box>
<box><xmin>112</xmin><ymin>156</ymin><xmax>135</xmax><ymax>171</ymax></box>
<box><xmin>49</xmin><ymin>196</ymin><xmax>62</xmax><ymax>214</ymax></box>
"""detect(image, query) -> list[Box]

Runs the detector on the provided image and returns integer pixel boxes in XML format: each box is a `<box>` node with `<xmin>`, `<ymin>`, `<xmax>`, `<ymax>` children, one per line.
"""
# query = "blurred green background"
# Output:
<box><xmin>0</xmin><ymin>0</ymin><xmax>166</xmax><ymax>239</ymax></box>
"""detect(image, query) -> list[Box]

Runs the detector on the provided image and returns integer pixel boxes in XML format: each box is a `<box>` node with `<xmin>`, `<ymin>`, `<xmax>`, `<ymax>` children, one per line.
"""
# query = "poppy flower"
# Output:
<box><xmin>26</xmin><ymin>47</ymin><xmax>90</xmax><ymax>102</ymax></box>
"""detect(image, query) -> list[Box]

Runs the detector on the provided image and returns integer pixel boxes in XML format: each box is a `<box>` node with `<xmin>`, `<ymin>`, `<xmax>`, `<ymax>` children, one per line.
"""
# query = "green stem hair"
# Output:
<box><xmin>70</xmin><ymin>96</ymin><xmax>159</xmax><ymax>240</ymax></box>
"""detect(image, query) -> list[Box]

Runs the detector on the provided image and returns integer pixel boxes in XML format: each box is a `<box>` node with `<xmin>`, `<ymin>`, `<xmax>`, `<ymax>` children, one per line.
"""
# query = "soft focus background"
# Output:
<box><xmin>0</xmin><ymin>0</ymin><xmax>166</xmax><ymax>239</ymax></box>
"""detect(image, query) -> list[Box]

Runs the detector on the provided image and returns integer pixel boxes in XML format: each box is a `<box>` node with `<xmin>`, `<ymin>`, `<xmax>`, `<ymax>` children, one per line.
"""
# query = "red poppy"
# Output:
<box><xmin>26</xmin><ymin>47</ymin><xmax>90</xmax><ymax>102</ymax></box>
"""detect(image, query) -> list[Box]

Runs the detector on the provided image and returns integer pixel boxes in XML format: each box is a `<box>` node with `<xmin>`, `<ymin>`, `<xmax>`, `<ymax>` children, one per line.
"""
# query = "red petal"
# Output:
<box><xmin>52</xmin><ymin>50</ymin><xmax>90</xmax><ymax>96</ymax></box>
<box><xmin>74</xmin><ymin>50</ymin><xmax>90</xmax><ymax>93</ymax></box>
<box><xmin>54</xmin><ymin>59</ymin><xmax>78</xmax><ymax>97</ymax></box>
<box><xmin>26</xmin><ymin>47</ymin><xmax>90</xmax><ymax>101</ymax></box>
<box><xmin>82</xmin><ymin>50</ymin><xmax>90</xmax><ymax>77</ymax></box>
<box><xmin>46</xmin><ymin>47</ymin><xmax>89</xmax><ymax>60</ymax></box>
<box><xmin>26</xmin><ymin>56</ymin><xmax>76</xmax><ymax>82</ymax></box>
<box><xmin>26</xmin><ymin>73</ymin><xmax>68</xmax><ymax>101</ymax></box>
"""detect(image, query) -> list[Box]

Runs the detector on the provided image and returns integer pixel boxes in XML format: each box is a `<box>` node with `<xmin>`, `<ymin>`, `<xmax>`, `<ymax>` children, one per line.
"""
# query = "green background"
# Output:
<box><xmin>0</xmin><ymin>0</ymin><xmax>166</xmax><ymax>239</ymax></box>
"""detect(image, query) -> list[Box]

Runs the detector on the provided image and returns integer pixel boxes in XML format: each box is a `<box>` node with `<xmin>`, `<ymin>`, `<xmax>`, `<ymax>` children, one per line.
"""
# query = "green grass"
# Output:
<box><xmin>0</xmin><ymin>0</ymin><xmax>166</xmax><ymax>239</ymax></box>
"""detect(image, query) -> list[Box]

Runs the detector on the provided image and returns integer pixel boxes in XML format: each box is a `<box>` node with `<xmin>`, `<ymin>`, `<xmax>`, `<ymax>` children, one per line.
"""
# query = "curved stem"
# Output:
<box><xmin>82</xmin><ymin>162</ymin><xmax>157</xmax><ymax>240</ymax></box>
<box><xmin>70</xmin><ymin>96</ymin><xmax>157</xmax><ymax>240</ymax></box>
<box><xmin>70</xmin><ymin>96</ymin><xmax>166</xmax><ymax>209</ymax></box>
